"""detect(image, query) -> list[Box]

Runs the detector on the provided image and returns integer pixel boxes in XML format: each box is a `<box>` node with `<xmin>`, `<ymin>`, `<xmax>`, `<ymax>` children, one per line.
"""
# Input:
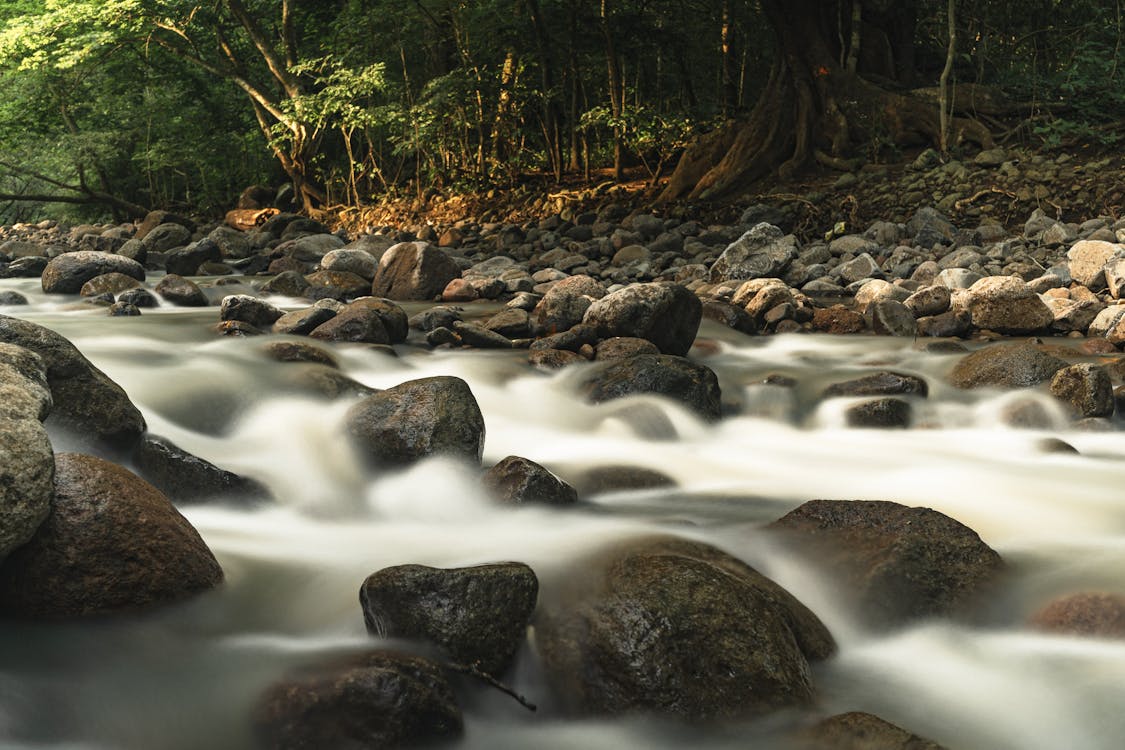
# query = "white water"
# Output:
<box><xmin>3</xmin><ymin>280</ymin><xmax>1125</xmax><ymax>749</ymax></box>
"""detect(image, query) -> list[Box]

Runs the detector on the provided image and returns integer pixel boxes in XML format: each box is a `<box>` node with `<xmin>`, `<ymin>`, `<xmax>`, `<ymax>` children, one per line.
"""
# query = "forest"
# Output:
<box><xmin>0</xmin><ymin>0</ymin><xmax>1120</xmax><ymax>224</ymax></box>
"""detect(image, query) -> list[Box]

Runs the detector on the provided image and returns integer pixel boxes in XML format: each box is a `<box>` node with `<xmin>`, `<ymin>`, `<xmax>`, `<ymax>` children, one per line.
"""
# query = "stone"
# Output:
<box><xmin>132</xmin><ymin>434</ymin><xmax>270</xmax><ymax>505</ymax></box>
<box><xmin>483</xmin><ymin>456</ymin><xmax>578</xmax><ymax>507</ymax></box>
<box><xmin>934</xmin><ymin>268</ymin><xmax>982</xmax><ymax>289</ymax></box>
<box><xmin>594</xmin><ymin>336</ymin><xmax>660</xmax><ymax>360</ymax></box>
<box><xmin>0</xmin><ymin>315</ymin><xmax>146</xmax><ymax>452</ymax></box>
<box><xmin>533</xmin><ymin>275</ymin><xmax>607</xmax><ymax>335</ymax></box>
<box><xmin>811</xmin><ymin>305</ymin><xmax>866</xmax><ymax>334</ymax></box>
<box><xmin>450</xmin><ymin>321</ymin><xmax>512</xmax><ymax>349</ymax></box>
<box><xmin>308</xmin><ymin>305</ymin><xmax>391</xmax><ymax>345</ymax></box>
<box><xmin>1029</xmin><ymin>592</ymin><xmax>1125</xmax><ymax>638</ymax></box>
<box><xmin>484</xmin><ymin>308</ymin><xmax>532</xmax><ymax>339</ymax></box>
<box><xmin>320</xmin><ymin>247</ymin><xmax>378</xmax><ymax>280</ymax></box>
<box><xmin>271</xmin><ymin>305</ymin><xmax>336</xmax><ymax>336</ymax></box>
<box><xmin>793</xmin><ymin>711</ymin><xmax>947</xmax><ymax>750</ymax></box>
<box><xmin>963</xmin><ymin>276</ymin><xmax>1052</xmax><ymax>334</ymax></box>
<box><xmin>702</xmin><ymin>299</ymin><xmax>758</xmax><ymax>334</ymax></box>
<box><xmin>253</xmin><ymin>651</ymin><xmax>462</xmax><ymax>750</ymax></box>
<box><xmin>823</xmin><ymin>372</ymin><xmax>929</xmax><ymax>398</ymax></box>
<box><xmin>865</xmin><ymin>299</ymin><xmax>918</xmax><ymax>337</ymax></box>
<box><xmin>974</xmin><ymin>147</ymin><xmax>1008</xmax><ymax>167</ymax></box>
<box><xmin>441</xmin><ymin>277</ymin><xmax>479</xmax><ymax>302</ymax></box>
<box><xmin>140</xmin><ymin>222</ymin><xmax>191</xmax><ymax>252</ymax></box>
<box><xmin>854</xmin><ymin>279</ymin><xmax>910</xmax><ymax>308</ymax></box>
<box><xmin>949</xmin><ymin>343</ymin><xmax>1067</xmax><ymax>389</ymax></box>
<box><xmin>709</xmin><ymin>223</ymin><xmax>798</xmax><ymax>282</ymax></box>
<box><xmin>0</xmin><ymin>453</ymin><xmax>223</xmax><ymax>618</ymax></box>
<box><xmin>219</xmin><ymin>294</ymin><xmax>284</xmax><ymax>328</ymax></box>
<box><xmin>534</xmin><ymin>536</ymin><xmax>835</xmax><ymax>720</ymax></box>
<box><xmin>0</xmin><ymin>291</ymin><xmax>28</xmax><ymax>306</ymax></box>
<box><xmin>370</xmin><ymin>241</ymin><xmax>461</xmax><ymax>300</ymax></box>
<box><xmin>154</xmin><ymin>274</ymin><xmax>208</xmax><ymax>306</ymax></box>
<box><xmin>345</xmin><ymin>376</ymin><xmax>485</xmax><ymax>467</ymax></box>
<box><xmin>1049</xmin><ymin>363</ymin><xmax>1114</xmax><ymax>418</ymax></box>
<box><xmin>583</xmin><ymin>354</ymin><xmax>721</xmax><ymax>421</ymax></box>
<box><xmin>164</xmin><ymin>239</ymin><xmax>222</xmax><ymax>276</ymax></box>
<box><xmin>41</xmin><ymin>251</ymin><xmax>145</xmax><ymax>294</ymax></box>
<box><xmin>1087</xmin><ymin>305</ymin><xmax>1125</xmax><ymax>344</ymax></box>
<box><xmin>904</xmin><ymin>285</ymin><xmax>951</xmax><ymax>317</ymax></box>
<box><xmin>360</xmin><ymin>562</ymin><xmax>538</xmax><ymax>675</ymax></box>
<box><xmin>79</xmin><ymin>272</ymin><xmax>142</xmax><ymax>298</ymax></box>
<box><xmin>136</xmin><ymin>211</ymin><xmax>194</xmax><ymax>241</ymax></box>
<box><xmin>304</xmin><ymin>269</ymin><xmax>370</xmax><ymax>300</ymax></box>
<box><xmin>348</xmin><ymin>297</ymin><xmax>409</xmax><ymax>343</ymax></box>
<box><xmin>261</xmin><ymin>341</ymin><xmax>338</xmax><ymax>367</ymax></box>
<box><xmin>1067</xmin><ymin>240</ymin><xmax>1125</xmax><ymax>290</ymax></box>
<box><xmin>583</xmin><ymin>282</ymin><xmax>701</xmax><ymax>356</ymax></box>
<box><xmin>259</xmin><ymin>269</ymin><xmax>310</xmax><ymax>297</ymax></box>
<box><xmin>0</xmin><ymin>418</ymin><xmax>53</xmax><ymax>559</ymax></box>
<box><xmin>835</xmin><ymin>253</ymin><xmax>882</xmax><ymax>284</ymax></box>
<box><xmin>769</xmin><ymin>499</ymin><xmax>1003</xmax><ymax>628</ymax></box>
<box><xmin>917</xmin><ymin>309</ymin><xmax>971</xmax><ymax>337</ymax></box>
<box><xmin>844</xmin><ymin>398</ymin><xmax>912</xmax><ymax>428</ymax></box>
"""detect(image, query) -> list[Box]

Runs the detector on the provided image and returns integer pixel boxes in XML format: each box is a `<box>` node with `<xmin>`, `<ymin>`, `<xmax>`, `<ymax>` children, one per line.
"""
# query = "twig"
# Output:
<box><xmin>953</xmin><ymin>186</ymin><xmax>1017</xmax><ymax>212</ymax></box>
<box><xmin>445</xmin><ymin>661</ymin><xmax>537</xmax><ymax>712</ymax></box>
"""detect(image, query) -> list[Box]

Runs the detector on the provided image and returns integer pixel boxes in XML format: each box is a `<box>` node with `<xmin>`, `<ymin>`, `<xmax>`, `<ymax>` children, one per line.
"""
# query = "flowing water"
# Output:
<box><xmin>3</xmin><ymin>276</ymin><xmax>1125</xmax><ymax>749</ymax></box>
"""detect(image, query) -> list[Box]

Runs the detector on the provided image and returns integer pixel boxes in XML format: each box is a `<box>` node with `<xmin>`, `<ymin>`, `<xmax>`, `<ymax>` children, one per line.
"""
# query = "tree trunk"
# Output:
<box><xmin>600</xmin><ymin>0</ymin><xmax>625</xmax><ymax>182</ymax></box>
<box><xmin>658</xmin><ymin>0</ymin><xmax>993</xmax><ymax>203</ymax></box>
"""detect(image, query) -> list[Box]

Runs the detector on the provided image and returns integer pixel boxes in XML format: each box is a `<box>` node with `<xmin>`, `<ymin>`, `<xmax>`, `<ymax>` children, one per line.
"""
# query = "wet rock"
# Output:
<box><xmin>270</xmin><ymin>304</ymin><xmax>336</xmax><ymax>336</ymax></box>
<box><xmin>360</xmin><ymin>562</ymin><xmax>538</xmax><ymax>676</ymax></box>
<box><xmin>107</xmin><ymin>302</ymin><xmax>140</xmax><ymax>317</ymax></box>
<box><xmin>308</xmin><ymin>305</ymin><xmax>391</xmax><ymax>345</ymax></box>
<box><xmin>534</xmin><ymin>536</ymin><xmax>835</xmax><ymax>720</ymax></box>
<box><xmin>219</xmin><ymin>294</ymin><xmax>284</xmax><ymax>328</ymax></box>
<box><xmin>844</xmin><ymin>398</ymin><xmax>912</xmax><ymax>428</ymax></box>
<box><xmin>79</xmin><ymin>272</ymin><xmax>142</xmax><ymax>298</ymax></box>
<box><xmin>345</xmin><ymin>376</ymin><xmax>485</xmax><ymax>467</ymax></box>
<box><xmin>1087</xmin><ymin>305</ymin><xmax>1125</xmax><ymax>344</ymax></box>
<box><xmin>528</xmin><ymin>348</ymin><xmax>585</xmax><ymax>368</ymax></box>
<box><xmin>949</xmin><ymin>342</ymin><xmax>1067</xmax><ymax>389</ymax></box>
<box><xmin>702</xmin><ymin>298</ymin><xmax>758</xmax><ymax>334</ymax></box>
<box><xmin>0</xmin><ymin>417</ymin><xmax>53</xmax><ymax>560</ymax></box>
<box><xmin>1045</xmin><ymin>297</ymin><xmax>1104</xmax><ymax>334</ymax></box>
<box><xmin>594</xmin><ymin>336</ymin><xmax>660</xmax><ymax>360</ymax></box>
<box><xmin>409</xmin><ymin>305</ymin><xmax>462</xmax><ymax>332</ymax></box>
<box><xmin>164</xmin><ymin>239</ymin><xmax>222</xmax><ymax>276</ymax></box>
<box><xmin>0</xmin><ymin>291</ymin><xmax>28</xmax><ymax>305</ymax></box>
<box><xmin>583</xmin><ymin>282</ymin><xmax>701</xmax><ymax>356</ymax></box>
<box><xmin>0</xmin><ymin>453</ymin><xmax>223</xmax><ymax>618</ymax></box>
<box><xmin>483</xmin><ymin>456</ymin><xmax>578</xmax><ymax>507</ymax></box>
<box><xmin>769</xmin><ymin>499</ymin><xmax>1003</xmax><ymax>628</ymax></box>
<box><xmin>793</xmin><ymin>711</ymin><xmax>947</xmax><ymax>750</ymax></box>
<box><xmin>963</xmin><ymin>276</ymin><xmax>1052</xmax><ymax>334</ymax></box>
<box><xmin>258</xmin><ymin>270</ymin><xmax>310</xmax><ymax>297</ymax></box>
<box><xmin>0</xmin><ymin>315</ymin><xmax>146</xmax><ymax>452</ymax></box>
<box><xmin>1049</xmin><ymin>363</ymin><xmax>1114</xmax><ymax>418</ymax></box>
<box><xmin>533</xmin><ymin>275</ymin><xmax>607</xmax><ymax>334</ymax></box>
<box><xmin>41</xmin><ymin>251</ymin><xmax>145</xmax><ymax>294</ymax></box>
<box><xmin>154</xmin><ymin>274</ymin><xmax>208</xmax><ymax>307</ymax></box>
<box><xmin>823</xmin><ymin>372</ymin><xmax>929</xmax><ymax>398</ymax></box>
<box><xmin>836</xmin><ymin>253</ymin><xmax>883</xmax><ymax>285</ymax></box>
<box><xmin>133</xmin><ymin>434</ymin><xmax>270</xmax><ymax>505</ymax></box>
<box><xmin>140</xmin><ymin>222</ymin><xmax>192</xmax><ymax>253</ymax></box>
<box><xmin>253</xmin><ymin>651</ymin><xmax>462</xmax><ymax>750</ymax></box>
<box><xmin>348</xmin><ymin>298</ymin><xmax>409</xmax><ymax>343</ymax></box>
<box><xmin>568</xmin><ymin>465</ymin><xmax>676</xmax><ymax>495</ymax></box>
<box><xmin>583</xmin><ymin>354</ymin><xmax>721</xmax><ymax>421</ymax></box>
<box><xmin>261</xmin><ymin>341</ymin><xmax>338</xmax><ymax>367</ymax></box>
<box><xmin>811</xmin><ymin>305</ymin><xmax>866</xmax><ymax>334</ymax></box>
<box><xmin>1029</xmin><ymin>592</ymin><xmax>1125</xmax><ymax>638</ymax></box>
<box><xmin>709</xmin><ymin>222</ymin><xmax>798</xmax><ymax>282</ymax></box>
<box><xmin>370</xmin><ymin>241</ymin><xmax>461</xmax><ymax>300</ymax></box>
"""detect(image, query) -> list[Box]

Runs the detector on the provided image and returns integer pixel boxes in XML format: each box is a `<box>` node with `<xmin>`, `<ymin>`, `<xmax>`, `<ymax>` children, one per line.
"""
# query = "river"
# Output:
<box><xmin>2</xmin><ymin>275</ymin><xmax>1125</xmax><ymax>749</ymax></box>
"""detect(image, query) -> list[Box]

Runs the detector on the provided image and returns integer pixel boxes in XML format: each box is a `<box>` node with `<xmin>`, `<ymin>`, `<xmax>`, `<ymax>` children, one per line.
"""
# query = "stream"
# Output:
<box><xmin>2</xmin><ymin>275</ymin><xmax>1125</xmax><ymax>749</ymax></box>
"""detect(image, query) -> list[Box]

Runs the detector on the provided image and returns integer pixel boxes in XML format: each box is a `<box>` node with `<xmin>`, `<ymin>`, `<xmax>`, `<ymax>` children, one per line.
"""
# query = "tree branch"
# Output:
<box><xmin>226</xmin><ymin>0</ymin><xmax>301</xmax><ymax>97</ymax></box>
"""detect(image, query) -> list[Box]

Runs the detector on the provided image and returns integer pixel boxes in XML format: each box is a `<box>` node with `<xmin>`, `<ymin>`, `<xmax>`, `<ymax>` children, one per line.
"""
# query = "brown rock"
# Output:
<box><xmin>1029</xmin><ymin>592</ymin><xmax>1125</xmax><ymax>638</ymax></box>
<box><xmin>812</xmin><ymin>305</ymin><xmax>866</xmax><ymax>334</ymax></box>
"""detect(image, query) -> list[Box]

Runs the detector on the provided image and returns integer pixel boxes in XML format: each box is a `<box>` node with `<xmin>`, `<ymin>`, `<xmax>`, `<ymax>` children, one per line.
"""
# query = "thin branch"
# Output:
<box><xmin>226</xmin><ymin>0</ymin><xmax>301</xmax><ymax>97</ymax></box>
<box><xmin>444</xmin><ymin>661</ymin><xmax>537</xmax><ymax>712</ymax></box>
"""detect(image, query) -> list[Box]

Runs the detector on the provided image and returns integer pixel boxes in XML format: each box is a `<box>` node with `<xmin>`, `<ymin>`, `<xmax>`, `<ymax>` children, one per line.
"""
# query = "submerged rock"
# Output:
<box><xmin>793</xmin><ymin>711</ymin><xmax>947</xmax><ymax>750</ymax></box>
<box><xmin>482</xmin><ymin>455</ymin><xmax>578</xmax><ymax>506</ymax></box>
<box><xmin>948</xmin><ymin>342</ymin><xmax>1067</xmax><ymax>389</ymax></box>
<box><xmin>1029</xmin><ymin>592</ymin><xmax>1125</xmax><ymax>638</ymax></box>
<box><xmin>133</xmin><ymin>434</ymin><xmax>271</xmax><ymax>505</ymax></box>
<box><xmin>583</xmin><ymin>354</ymin><xmax>721</xmax><ymax>421</ymax></box>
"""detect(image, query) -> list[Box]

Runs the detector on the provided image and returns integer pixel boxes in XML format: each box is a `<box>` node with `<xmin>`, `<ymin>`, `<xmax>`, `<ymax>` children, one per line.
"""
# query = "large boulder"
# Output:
<box><xmin>0</xmin><ymin>453</ymin><xmax>223</xmax><ymax>618</ymax></box>
<box><xmin>768</xmin><ymin>499</ymin><xmax>1003</xmax><ymax>628</ymax></box>
<box><xmin>345</xmin><ymin>376</ymin><xmax>485</xmax><ymax>467</ymax></box>
<box><xmin>534</xmin><ymin>536</ymin><xmax>835</xmax><ymax>720</ymax></box>
<box><xmin>709</xmin><ymin>223</ymin><xmax>798</xmax><ymax>282</ymax></box>
<box><xmin>253</xmin><ymin>651</ymin><xmax>462</xmax><ymax>750</ymax></box>
<box><xmin>822</xmin><ymin>371</ymin><xmax>929</xmax><ymax>399</ymax></box>
<box><xmin>360</xmin><ymin>562</ymin><xmax>538</xmax><ymax>676</ymax></box>
<box><xmin>0</xmin><ymin>315</ymin><xmax>146</xmax><ymax>452</ymax></box>
<box><xmin>963</xmin><ymin>276</ymin><xmax>1052</xmax><ymax>334</ymax></box>
<box><xmin>370</xmin><ymin>241</ymin><xmax>461</xmax><ymax>300</ymax></box>
<box><xmin>482</xmin><ymin>455</ymin><xmax>578</xmax><ymax>506</ymax></box>
<box><xmin>0</xmin><ymin>418</ymin><xmax>53</xmax><ymax>560</ymax></box>
<box><xmin>308</xmin><ymin>305</ymin><xmax>391</xmax><ymax>344</ymax></box>
<box><xmin>41</xmin><ymin>251</ymin><xmax>145</xmax><ymax>294</ymax></box>
<box><xmin>583</xmin><ymin>282</ymin><xmax>701</xmax><ymax>356</ymax></box>
<box><xmin>1049</xmin><ymin>363</ymin><xmax>1114</xmax><ymax>418</ymax></box>
<box><xmin>583</xmin><ymin>354</ymin><xmax>721</xmax><ymax>421</ymax></box>
<box><xmin>533</xmin><ymin>275</ymin><xmax>607</xmax><ymax>335</ymax></box>
<box><xmin>948</xmin><ymin>342</ymin><xmax>1067</xmax><ymax>389</ymax></box>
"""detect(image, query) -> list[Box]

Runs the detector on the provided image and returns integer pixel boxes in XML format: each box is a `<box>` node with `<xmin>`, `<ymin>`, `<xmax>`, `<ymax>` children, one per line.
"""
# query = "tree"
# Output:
<box><xmin>658</xmin><ymin>0</ymin><xmax>994</xmax><ymax>202</ymax></box>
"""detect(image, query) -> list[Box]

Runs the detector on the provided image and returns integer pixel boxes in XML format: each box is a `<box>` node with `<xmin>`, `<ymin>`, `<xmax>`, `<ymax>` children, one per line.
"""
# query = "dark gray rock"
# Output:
<box><xmin>584</xmin><ymin>354</ymin><xmax>721</xmax><ymax>421</ymax></box>
<box><xmin>361</xmin><ymin>562</ymin><xmax>538</xmax><ymax>676</ymax></box>
<box><xmin>949</xmin><ymin>343</ymin><xmax>1067</xmax><ymax>389</ymax></box>
<box><xmin>154</xmin><ymin>274</ymin><xmax>208</xmax><ymax>307</ymax></box>
<box><xmin>844</xmin><ymin>398</ymin><xmax>912</xmax><ymax>428</ymax></box>
<box><xmin>347</xmin><ymin>298</ymin><xmax>409</xmax><ymax>343</ymax></box>
<box><xmin>823</xmin><ymin>372</ymin><xmax>929</xmax><ymax>398</ymax></box>
<box><xmin>219</xmin><ymin>294</ymin><xmax>285</xmax><ymax>328</ymax></box>
<box><xmin>258</xmin><ymin>270</ymin><xmax>310</xmax><ymax>297</ymax></box>
<box><xmin>0</xmin><ymin>417</ymin><xmax>53</xmax><ymax>560</ymax></box>
<box><xmin>583</xmin><ymin>282</ymin><xmax>701</xmax><ymax>356</ymax></box>
<box><xmin>133</xmin><ymin>434</ymin><xmax>271</xmax><ymax>505</ymax></box>
<box><xmin>140</xmin><ymin>222</ymin><xmax>192</xmax><ymax>252</ymax></box>
<box><xmin>483</xmin><ymin>456</ymin><xmax>578</xmax><ymax>506</ymax></box>
<box><xmin>865</xmin><ymin>299</ymin><xmax>918</xmax><ymax>337</ymax></box>
<box><xmin>41</xmin><ymin>251</ymin><xmax>145</xmax><ymax>294</ymax></box>
<box><xmin>370</xmin><ymin>241</ymin><xmax>461</xmax><ymax>300</ymax></box>
<box><xmin>710</xmin><ymin>223</ymin><xmax>798</xmax><ymax>282</ymax></box>
<box><xmin>451</xmin><ymin>321</ymin><xmax>513</xmax><ymax>349</ymax></box>
<box><xmin>272</xmin><ymin>305</ymin><xmax>337</xmax><ymax>336</ymax></box>
<box><xmin>79</xmin><ymin>272</ymin><xmax>142</xmax><ymax>298</ymax></box>
<box><xmin>793</xmin><ymin>711</ymin><xmax>947</xmax><ymax>750</ymax></box>
<box><xmin>1050</xmin><ymin>363</ymin><xmax>1114</xmax><ymax>418</ymax></box>
<box><xmin>308</xmin><ymin>306</ymin><xmax>391</xmax><ymax>344</ymax></box>
<box><xmin>164</xmin><ymin>239</ymin><xmax>221</xmax><ymax>276</ymax></box>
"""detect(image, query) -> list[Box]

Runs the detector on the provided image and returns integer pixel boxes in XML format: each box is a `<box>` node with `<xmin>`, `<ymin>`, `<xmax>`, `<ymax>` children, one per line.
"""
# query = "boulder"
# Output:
<box><xmin>793</xmin><ymin>711</ymin><xmax>947</xmax><ymax>750</ymax></box>
<box><xmin>258</xmin><ymin>269</ymin><xmax>310</xmax><ymax>297</ymax></box>
<box><xmin>769</xmin><ymin>499</ymin><xmax>1003</xmax><ymax>628</ymax></box>
<box><xmin>0</xmin><ymin>453</ymin><xmax>223</xmax><ymax>618</ymax></box>
<box><xmin>370</xmin><ymin>241</ymin><xmax>461</xmax><ymax>300</ymax></box>
<box><xmin>347</xmin><ymin>297</ymin><xmax>409</xmax><ymax>343</ymax></box>
<box><xmin>844</xmin><ymin>398</ymin><xmax>912</xmax><ymax>428</ymax></box>
<box><xmin>948</xmin><ymin>343</ymin><xmax>1067</xmax><ymax>389</ymax></box>
<box><xmin>865</xmin><ymin>299</ymin><xmax>918</xmax><ymax>337</ymax></box>
<box><xmin>583</xmin><ymin>354</ymin><xmax>721</xmax><ymax>421</ymax></box>
<box><xmin>534</xmin><ymin>536</ymin><xmax>835</xmax><ymax>720</ymax></box>
<box><xmin>345</xmin><ymin>376</ymin><xmax>485</xmax><ymax>467</ymax></box>
<box><xmin>709</xmin><ymin>222</ymin><xmax>798</xmax><ymax>282</ymax></box>
<box><xmin>164</xmin><ymin>239</ymin><xmax>222</xmax><ymax>276</ymax></box>
<box><xmin>450</xmin><ymin>320</ymin><xmax>513</xmax><ymax>349</ymax></box>
<box><xmin>140</xmin><ymin>222</ymin><xmax>192</xmax><ymax>252</ymax></box>
<box><xmin>1087</xmin><ymin>305</ymin><xmax>1125</xmax><ymax>344</ymax></box>
<box><xmin>823</xmin><ymin>371</ymin><xmax>929</xmax><ymax>398</ymax></box>
<box><xmin>0</xmin><ymin>418</ymin><xmax>53</xmax><ymax>560</ymax></box>
<box><xmin>136</xmin><ymin>211</ymin><xmax>194</xmax><ymax>241</ymax></box>
<box><xmin>219</xmin><ymin>294</ymin><xmax>285</xmax><ymax>328</ymax></box>
<box><xmin>79</xmin><ymin>272</ymin><xmax>142</xmax><ymax>298</ymax></box>
<box><xmin>320</xmin><ymin>248</ymin><xmax>379</xmax><ymax>280</ymax></box>
<box><xmin>1067</xmin><ymin>240</ymin><xmax>1125</xmax><ymax>290</ymax></box>
<box><xmin>836</xmin><ymin>253</ymin><xmax>883</xmax><ymax>285</ymax></box>
<box><xmin>0</xmin><ymin>315</ymin><xmax>146</xmax><ymax>451</ymax></box>
<box><xmin>132</xmin><ymin>434</ymin><xmax>270</xmax><ymax>505</ymax></box>
<box><xmin>811</xmin><ymin>305</ymin><xmax>866</xmax><ymax>334</ymax></box>
<box><xmin>304</xmin><ymin>269</ymin><xmax>370</xmax><ymax>299</ymax></box>
<box><xmin>963</xmin><ymin>276</ymin><xmax>1052</xmax><ymax>334</ymax></box>
<box><xmin>533</xmin><ymin>275</ymin><xmax>607</xmax><ymax>335</ymax></box>
<box><xmin>1049</xmin><ymin>363</ymin><xmax>1114</xmax><ymax>418</ymax></box>
<box><xmin>154</xmin><ymin>274</ymin><xmax>208</xmax><ymax>306</ymax></box>
<box><xmin>1029</xmin><ymin>592</ymin><xmax>1125</xmax><ymax>638</ymax></box>
<box><xmin>41</xmin><ymin>251</ymin><xmax>145</xmax><ymax>294</ymax></box>
<box><xmin>308</xmin><ymin>306</ymin><xmax>391</xmax><ymax>345</ymax></box>
<box><xmin>583</xmin><ymin>282</ymin><xmax>701</xmax><ymax>356</ymax></box>
<box><xmin>594</xmin><ymin>336</ymin><xmax>660</xmax><ymax>360</ymax></box>
<box><xmin>904</xmin><ymin>285</ymin><xmax>952</xmax><ymax>318</ymax></box>
<box><xmin>253</xmin><ymin>651</ymin><xmax>462</xmax><ymax>750</ymax></box>
<box><xmin>360</xmin><ymin>562</ymin><xmax>538</xmax><ymax>676</ymax></box>
<box><xmin>272</xmin><ymin>305</ymin><xmax>337</xmax><ymax>336</ymax></box>
<box><xmin>482</xmin><ymin>455</ymin><xmax>578</xmax><ymax>506</ymax></box>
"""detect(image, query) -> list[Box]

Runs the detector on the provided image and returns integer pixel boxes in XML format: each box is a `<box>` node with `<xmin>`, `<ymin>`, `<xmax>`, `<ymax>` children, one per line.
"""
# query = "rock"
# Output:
<box><xmin>0</xmin><ymin>342</ymin><xmax>52</xmax><ymax>421</ymax></box>
<box><xmin>0</xmin><ymin>315</ymin><xmax>146</xmax><ymax>451</ymax></box>
<box><xmin>1087</xmin><ymin>305</ymin><xmax>1125</xmax><ymax>344</ymax></box>
<box><xmin>1044</xmin><ymin>297</ymin><xmax>1103</xmax><ymax>333</ymax></box>
<box><xmin>304</xmin><ymin>269</ymin><xmax>370</xmax><ymax>300</ymax></box>
<box><xmin>79</xmin><ymin>272</ymin><xmax>142</xmax><ymax>297</ymax></box>
<box><xmin>948</xmin><ymin>342</ymin><xmax>1067</xmax><ymax>389</ymax></box>
<box><xmin>262</xmin><ymin>341</ymin><xmax>338</xmax><ymax>367</ymax></box>
<box><xmin>702</xmin><ymin>298</ymin><xmax>758</xmax><ymax>334</ymax></box>
<box><xmin>811</xmin><ymin>305</ymin><xmax>866</xmax><ymax>334</ymax></box>
<box><xmin>219</xmin><ymin>294</ymin><xmax>284</xmax><ymax>328</ymax></box>
<box><xmin>1029</xmin><ymin>592</ymin><xmax>1125</xmax><ymax>638</ymax></box>
<box><xmin>709</xmin><ymin>222</ymin><xmax>798</xmax><ymax>282</ymax></box>
<box><xmin>0</xmin><ymin>418</ymin><xmax>53</xmax><ymax>559</ymax></box>
<box><xmin>140</xmin><ymin>222</ymin><xmax>192</xmax><ymax>252</ymax></box>
<box><xmin>348</xmin><ymin>297</ymin><xmax>409</xmax><ymax>343</ymax></box>
<box><xmin>252</xmin><ymin>651</ymin><xmax>462</xmax><ymax>750</ymax></box>
<box><xmin>583</xmin><ymin>282</ymin><xmax>701</xmax><ymax>356</ymax></box>
<box><xmin>308</xmin><ymin>305</ymin><xmax>391</xmax><ymax>345</ymax></box>
<box><xmin>528</xmin><ymin>348</ymin><xmax>586</xmax><ymax>368</ymax></box>
<box><xmin>823</xmin><ymin>372</ymin><xmax>929</xmax><ymax>398</ymax></box>
<box><xmin>370</xmin><ymin>241</ymin><xmax>461</xmax><ymax>300</ymax></box>
<box><xmin>769</xmin><ymin>499</ymin><xmax>1003</xmax><ymax>628</ymax></box>
<box><xmin>450</xmin><ymin>320</ymin><xmax>512</xmax><ymax>349</ymax></box>
<box><xmin>854</xmin><ymin>279</ymin><xmax>909</xmax><ymax>308</ymax></box>
<box><xmin>534</xmin><ymin>536</ymin><xmax>835</xmax><ymax>720</ymax></box>
<box><xmin>904</xmin><ymin>285</ymin><xmax>951</xmax><ymax>317</ymax></box>
<box><xmin>917</xmin><ymin>309</ymin><xmax>971</xmax><ymax>337</ymax></box>
<box><xmin>865</xmin><ymin>299</ymin><xmax>918</xmax><ymax>337</ymax></box>
<box><xmin>906</xmin><ymin>207</ymin><xmax>955</xmax><ymax>246</ymax></box>
<box><xmin>155</xmin><ymin>274</ymin><xmax>208</xmax><ymax>306</ymax></box>
<box><xmin>568</xmin><ymin>465</ymin><xmax>676</xmax><ymax>495</ymax></box>
<box><xmin>844</xmin><ymin>398</ymin><xmax>912</xmax><ymax>428</ymax></box>
<box><xmin>259</xmin><ymin>269</ymin><xmax>310</xmax><ymax>297</ymax></box>
<box><xmin>441</xmin><ymin>277</ymin><xmax>479</xmax><ymax>302</ymax></box>
<box><xmin>974</xmin><ymin>147</ymin><xmax>1009</xmax><ymax>168</ymax></box>
<box><xmin>1049</xmin><ymin>363</ymin><xmax>1114</xmax><ymax>418</ymax></box>
<box><xmin>934</xmin><ymin>268</ymin><xmax>981</xmax><ymax>289</ymax></box>
<box><xmin>794</xmin><ymin>711</ymin><xmax>947</xmax><ymax>750</ymax></box>
<box><xmin>345</xmin><ymin>376</ymin><xmax>485</xmax><ymax>467</ymax></box>
<box><xmin>0</xmin><ymin>453</ymin><xmax>223</xmax><ymax>618</ymax></box>
<box><xmin>0</xmin><ymin>291</ymin><xmax>28</xmax><ymax>305</ymax></box>
<box><xmin>484</xmin><ymin>308</ymin><xmax>532</xmax><ymax>339</ymax></box>
<box><xmin>132</xmin><ymin>434</ymin><xmax>270</xmax><ymax>505</ymax></box>
<box><xmin>583</xmin><ymin>354</ymin><xmax>721</xmax><ymax>421</ymax></box>
<box><xmin>594</xmin><ymin>336</ymin><xmax>660</xmax><ymax>360</ymax></box>
<box><xmin>533</xmin><ymin>275</ymin><xmax>607</xmax><ymax>335</ymax></box>
<box><xmin>360</xmin><ymin>562</ymin><xmax>538</xmax><ymax>676</ymax></box>
<box><xmin>835</xmin><ymin>253</ymin><xmax>883</xmax><ymax>284</ymax></box>
<box><xmin>483</xmin><ymin>456</ymin><xmax>578</xmax><ymax>506</ymax></box>
<box><xmin>165</xmin><ymin>239</ymin><xmax>222</xmax><ymax>276</ymax></box>
<box><xmin>320</xmin><ymin>248</ymin><xmax>378</xmax><ymax>280</ymax></box>
<box><xmin>1067</xmin><ymin>240</ymin><xmax>1125</xmax><ymax>290</ymax></box>
<box><xmin>271</xmin><ymin>305</ymin><xmax>336</xmax><ymax>336</ymax></box>
<box><xmin>41</xmin><ymin>251</ymin><xmax>145</xmax><ymax>294</ymax></box>
<box><xmin>963</xmin><ymin>276</ymin><xmax>1052</xmax><ymax>334</ymax></box>
<box><xmin>136</xmin><ymin>211</ymin><xmax>194</xmax><ymax>241</ymax></box>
